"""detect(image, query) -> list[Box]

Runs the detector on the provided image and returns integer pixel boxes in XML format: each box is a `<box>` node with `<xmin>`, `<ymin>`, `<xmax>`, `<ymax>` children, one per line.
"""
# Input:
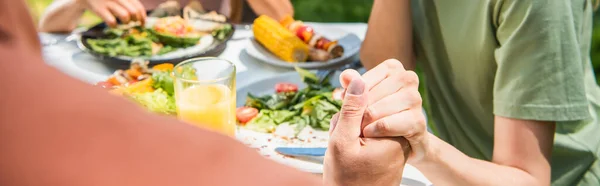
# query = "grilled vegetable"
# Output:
<box><xmin>280</xmin><ymin>15</ymin><xmax>344</xmax><ymax>59</ymax></box>
<box><xmin>253</xmin><ymin>15</ymin><xmax>309</xmax><ymax>62</ymax></box>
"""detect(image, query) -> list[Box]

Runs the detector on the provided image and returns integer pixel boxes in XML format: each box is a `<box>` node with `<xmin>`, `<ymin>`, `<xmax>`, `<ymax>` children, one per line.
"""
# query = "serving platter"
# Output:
<box><xmin>77</xmin><ymin>17</ymin><xmax>234</xmax><ymax>65</ymax></box>
<box><xmin>245</xmin><ymin>23</ymin><xmax>361</xmax><ymax>70</ymax></box>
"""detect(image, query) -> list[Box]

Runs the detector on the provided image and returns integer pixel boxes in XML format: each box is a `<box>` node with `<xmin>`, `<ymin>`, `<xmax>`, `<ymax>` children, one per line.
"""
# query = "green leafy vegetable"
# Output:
<box><xmin>130</xmin><ymin>88</ymin><xmax>176</xmax><ymax>115</ymax></box>
<box><xmin>212</xmin><ymin>24</ymin><xmax>233</xmax><ymax>40</ymax></box>
<box><xmin>245</xmin><ymin>110</ymin><xmax>278</xmax><ymax>133</ymax></box>
<box><xmin>151</xmin><ymin>71</ymin><xmax>174</xmax><ymax>95</ymax></box>
<box><xmin>87</xmin><ymin>25</ymin><xmax>206</xmax><ymax>57</ymax></box>
<box><xmin>244</xmin><ymin>67</ymin><xmax>341</xmax><ymax>134</ymax></box>
<box><xmin>157</xmin><ymin>45</ymin><xmax>177</xmax><ymax>55</ymax></box>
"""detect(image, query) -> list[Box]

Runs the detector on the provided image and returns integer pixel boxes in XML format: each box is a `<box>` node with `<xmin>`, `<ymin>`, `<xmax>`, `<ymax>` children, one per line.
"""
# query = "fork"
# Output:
<box><xmin>316</xmin><ymin>60</ymin><xmax>363</xmax><ymax>81</ymax></box>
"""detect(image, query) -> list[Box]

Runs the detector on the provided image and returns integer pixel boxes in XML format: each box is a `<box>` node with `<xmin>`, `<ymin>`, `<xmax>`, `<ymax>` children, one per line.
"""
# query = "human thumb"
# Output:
<box><xmin>331</xmin><ymin>75</ymin><xmax>367</xmax><ymax>143</ymax></box>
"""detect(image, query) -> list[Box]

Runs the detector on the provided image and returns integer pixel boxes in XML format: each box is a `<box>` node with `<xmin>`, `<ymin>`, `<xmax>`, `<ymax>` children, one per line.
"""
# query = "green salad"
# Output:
<box><xmin>239</xmin><ymin>67</ymin><xmax>343</xmax><ymax>134</ymax></box>
<box><xmin>87</xmin><ymin>23</ymin><xmax>232</xmax><ymax>57</ymax></box>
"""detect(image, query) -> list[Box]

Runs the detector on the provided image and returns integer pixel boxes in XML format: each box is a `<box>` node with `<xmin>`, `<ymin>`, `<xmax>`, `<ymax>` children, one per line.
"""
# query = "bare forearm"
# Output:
<box><xmin>361</xmin><ymin>0</ymin><xmax>414</xmax><ymax>70</ymax></box>
<box><xmin>39</xmin><ymin>0</ymin><xmax>86</xmax><ymax>33</ymax></box>
<box><xmin>246</xmin><ymin>0</ymin><xmax>293</xmax><ymax>21</ymax></box>
<box><xmin>414</xmin><ymin>134</ymin><xmax>542</xmax><ymax>186</ymax></box>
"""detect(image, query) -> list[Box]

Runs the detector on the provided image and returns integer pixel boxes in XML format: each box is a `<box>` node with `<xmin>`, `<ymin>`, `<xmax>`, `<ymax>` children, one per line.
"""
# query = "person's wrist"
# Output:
<box><xmin>412</xmin><ymin>133</ymin><xmax>440</xmax><ymax>168</ymax></box>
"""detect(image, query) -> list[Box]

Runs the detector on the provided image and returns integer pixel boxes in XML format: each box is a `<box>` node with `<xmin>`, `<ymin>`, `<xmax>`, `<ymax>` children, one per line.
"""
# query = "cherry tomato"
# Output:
<box><xmin>96</xmin><ymin>81</ymin><xmax>114</xmax><ymax>89</ymax></box>
<box><xmin>275</xmin><ymin>83</ymin><xmax>299</xmax><ymax>93</ymax></box>
<box><xmin>296</xmin><ymin>26</ymin><xmax>314</xmax><ymax>42</ymax></box>
<box><xmin>332</xmin><ymin>88</ymin><xmax>344</xmax><ymax>100</ymax></box>
<box><xmin>237</xmin><ymin>107</ymin><xmax>259</xmax><ymax>124</ymax></box>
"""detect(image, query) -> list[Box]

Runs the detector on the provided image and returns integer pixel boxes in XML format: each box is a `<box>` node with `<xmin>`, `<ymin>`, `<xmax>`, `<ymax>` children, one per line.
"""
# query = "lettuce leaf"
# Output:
<box><xmin>151</xmin><ymin>71</ymin><xmax>174</xmax><ymax>95</ymax></box>
<box><xmin>130</xmin><ymin>88</ymin><xmax>176</xmax><ymax>115</ymax></box>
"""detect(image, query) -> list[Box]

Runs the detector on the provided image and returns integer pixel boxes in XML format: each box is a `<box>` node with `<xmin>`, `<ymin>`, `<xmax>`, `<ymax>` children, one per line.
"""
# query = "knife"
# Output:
<box><xmin>275</xmin><ymin>147</ymin><xmax>327</xmax><ymax>157</ymax></box>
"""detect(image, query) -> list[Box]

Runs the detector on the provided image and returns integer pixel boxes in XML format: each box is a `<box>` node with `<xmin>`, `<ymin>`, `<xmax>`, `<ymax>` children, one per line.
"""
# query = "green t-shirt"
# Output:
<box><xmin>411</xmin><ymin>0</ymin><xmax>600</xmax><ymax>185</ymax></box>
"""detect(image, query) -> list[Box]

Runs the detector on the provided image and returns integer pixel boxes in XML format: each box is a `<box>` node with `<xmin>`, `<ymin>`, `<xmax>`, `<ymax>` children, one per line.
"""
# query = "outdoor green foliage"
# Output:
<box><xmin>290</xmin><ymin>0</ymin><xmax>373</xmax><ymax>22</ymax></box>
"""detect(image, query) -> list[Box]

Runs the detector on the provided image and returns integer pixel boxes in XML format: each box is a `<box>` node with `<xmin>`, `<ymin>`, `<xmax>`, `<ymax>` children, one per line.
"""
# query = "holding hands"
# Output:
<box><xmin>324</xmin><ymin>59</ymin><xmax>429</xmax><ymax>185</ymax></box>
<box><xmin>358</xmin><ymin>59</ymin><xmax>430</xmax><ymax>164</ymax></box>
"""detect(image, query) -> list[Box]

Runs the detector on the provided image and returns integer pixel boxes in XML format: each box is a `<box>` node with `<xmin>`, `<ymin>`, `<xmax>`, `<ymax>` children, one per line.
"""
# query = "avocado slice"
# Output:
<box><xmin>150</xmin><ymin>30</ymin><xmax>203</xmax><ymax>47</ymax></box>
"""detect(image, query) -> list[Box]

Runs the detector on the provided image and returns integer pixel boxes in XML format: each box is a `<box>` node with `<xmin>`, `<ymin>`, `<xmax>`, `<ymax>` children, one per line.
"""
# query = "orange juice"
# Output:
<box><xmin>176</xmin><ymin>84</ymin><xmax>236</xmax><ymax>136</ymax></box>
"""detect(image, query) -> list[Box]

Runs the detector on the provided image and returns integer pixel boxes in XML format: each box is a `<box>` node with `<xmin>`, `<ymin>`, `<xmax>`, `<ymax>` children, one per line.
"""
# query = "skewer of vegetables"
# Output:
<box><xmin>280</xmin><ymin>16</ymin><xmax>344</xmax><ymax>60</ymax></box>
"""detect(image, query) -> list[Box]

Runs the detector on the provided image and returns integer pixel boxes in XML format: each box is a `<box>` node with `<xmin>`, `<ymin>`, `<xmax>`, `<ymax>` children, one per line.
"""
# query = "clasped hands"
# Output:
<box><xmin>323</xmin><ymin>59</ymin><xmax>429</xmax><ymax>186</ymax></box>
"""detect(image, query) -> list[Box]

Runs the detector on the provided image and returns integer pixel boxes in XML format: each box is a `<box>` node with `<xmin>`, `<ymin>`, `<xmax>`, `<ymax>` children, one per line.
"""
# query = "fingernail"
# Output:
<box><xmin>347</xmin><ymin>78</ymin><xmax>365</xmax><ymax>95</ymax></box>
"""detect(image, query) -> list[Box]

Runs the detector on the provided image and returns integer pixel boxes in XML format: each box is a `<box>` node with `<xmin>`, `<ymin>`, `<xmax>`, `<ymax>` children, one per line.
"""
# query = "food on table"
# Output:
<box><xmin>275</xmin><ymin>82</ymin><xmax>299</xmax><ymax>93</ymax></box>
<box><xmin>308</xmin><ymin>48</ymin><xmax>331</xmax><ymax>62</ymax></box>
<box><xmin>176</xmin><ymin>84</ymin><xmax>236</xmax><ymax>136</ymax></box>
<box><xmin>280</xmin><ymin>15</ymin><xmax>345</xmax><ymax>60</ymax></box>
<box><xmin>212</xmin><ymin>24</ymin><xmax>233</xmax><ymax>41</ymax></box>
<box><xmin>152</xmin><ymin>16</ymin><xmax>205</xmax><ymax>47</ymax></box>
<box><xmin>239</xmin><ymin>67</ymin><xmax>342</xmax><ymax>135</ymax></box>
<box><xmin>131</xmin><ymin>88</ymin><xmax>176</xmax><ymax>114</ymax></box>
<box><xmin>87</xmin><ymin>26</ymin><xmax>164</xmax><ymax>57</ymax></box>
<box><xmin>98</xmin><ymin>60</ymin><xmax>177</xmax><ymax>115</ymax></box>
<box><xmin>236</xmin><ymin>107</ymin><xmax>259</xmax><ymax>124</ymax></box>
<box><xmin>252</xmin><ymin>15</ymin><xmax>309</xmax><ymax>62</ymax></box>
<box><xmin>86</xmin><ymin>12</ymin><xmax>233</xmax><ymax>58</ymax></box>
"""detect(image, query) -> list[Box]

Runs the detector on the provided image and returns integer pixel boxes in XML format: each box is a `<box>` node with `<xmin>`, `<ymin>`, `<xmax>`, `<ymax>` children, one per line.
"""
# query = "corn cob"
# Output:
<box><xmin>253</xmin><ymin>15</ymin><xmax>309</xmax><ymax>62</ymax></box>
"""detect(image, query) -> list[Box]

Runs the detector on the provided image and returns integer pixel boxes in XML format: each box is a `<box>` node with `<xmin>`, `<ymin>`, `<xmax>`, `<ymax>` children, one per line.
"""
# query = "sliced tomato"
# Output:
<box><xmin>332</xmin><ymin>88</ymin><xmax>344</xmax><ymax>100</ymax></box>
<box><xmin>107</xmin><ymin>76</ymin><xmax>121</xmax><ymax>86</ymax></box>
<box><xmin>275</xmin><ymin>83</ymin><xmax>298</xmax><ymax>93</ymax></box>
<box><xmin>237</xmin><ymin>107</ymin><xmax>259</xmax><ymax>124</ymax></box>
<box><xmin>96</xmin><ymin>81</ymin><xmax>114</xmax><ymax>89</ymax></box>
<box><xmin>128</xmin><ymin>79</ymin><xmax>139</xmax><ymax>84</ymax></box>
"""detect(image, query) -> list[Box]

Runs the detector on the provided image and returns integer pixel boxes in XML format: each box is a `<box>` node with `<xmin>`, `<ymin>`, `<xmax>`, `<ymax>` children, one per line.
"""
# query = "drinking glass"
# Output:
<box><xmin>173</xmin><ymin>57</ymin><xmax>236</xmax><ymax>136</ymax></box>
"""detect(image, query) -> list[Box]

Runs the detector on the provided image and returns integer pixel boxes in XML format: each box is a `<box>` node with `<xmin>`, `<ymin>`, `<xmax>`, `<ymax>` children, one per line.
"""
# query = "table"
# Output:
<box><xmin>40</xmin><ymin>23</ymin><xmax>432</xmax><ymax>186</ymax></box>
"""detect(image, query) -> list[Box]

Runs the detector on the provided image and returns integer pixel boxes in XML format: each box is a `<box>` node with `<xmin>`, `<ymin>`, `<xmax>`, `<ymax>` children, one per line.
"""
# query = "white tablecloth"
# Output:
<box><xmin>40</xmin><ymin>22</ymin><xmax>432</xmax><ymax>186</ymax></box>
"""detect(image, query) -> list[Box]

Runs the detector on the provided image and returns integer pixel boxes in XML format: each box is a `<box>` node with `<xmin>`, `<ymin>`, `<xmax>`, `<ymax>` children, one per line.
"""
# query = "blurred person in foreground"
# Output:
<box><xmin>360</xmin><ymin>0</ymin><xmax>600</xmax><ymax>185</ymax></box>
<box><xmin>38</xmin><ymin>0</ymin><xmax>294</xmax><ymax>33</ymax></box>
<box><xmin>0</xmin><ymin>0</ymin><xmax>421</xmax><ymax>185</ymax></box>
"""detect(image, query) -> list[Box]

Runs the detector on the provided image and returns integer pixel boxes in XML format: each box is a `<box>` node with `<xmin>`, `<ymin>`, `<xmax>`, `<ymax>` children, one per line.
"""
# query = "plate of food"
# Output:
<box><xmin>78</xmin><ymin>1</ymin><xmax>234</xmax><ymax>65</ymax></box>
<box><xmin>235</xmin><ymin>67</ymin><xmax>344</xmax><ymax>173</ymax></box>
<box><xmin>245</xmin><ymin>15</ymin><xmax>361</xmax><ymax>70</ymax></box>
<box><xmin>96</xmin><ymin>59</ymin><xmax>179</xmax><ymax>114</ymax></box>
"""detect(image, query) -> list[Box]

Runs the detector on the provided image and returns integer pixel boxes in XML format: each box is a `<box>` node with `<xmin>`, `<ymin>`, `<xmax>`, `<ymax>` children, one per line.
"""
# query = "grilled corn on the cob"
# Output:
<box><xmin>253</xmin><ymin>15</ymin><xmax>309</xmax><ymax>62</ymax></box>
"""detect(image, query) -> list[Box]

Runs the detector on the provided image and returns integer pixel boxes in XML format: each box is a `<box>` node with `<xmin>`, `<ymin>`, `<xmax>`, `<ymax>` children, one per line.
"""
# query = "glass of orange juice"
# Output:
<box><xmin>173</xmin><ymin>57</ymin><xmax>236</xmax><ymax>136</ymax></box>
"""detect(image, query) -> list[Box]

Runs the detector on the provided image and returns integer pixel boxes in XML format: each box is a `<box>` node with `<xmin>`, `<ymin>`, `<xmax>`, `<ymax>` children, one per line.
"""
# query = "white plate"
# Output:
<box><xmin>78</xmin><ymin>17</ymin><xmax>233</xmax><ymax>65</ymax></box>
<box><xmin>244</xmin><ymin>24</ymin><xmax>362</xmax><ymax>70</ymax></box>
<box><xmin>235</xmin><ymin>72</ymin><xmax>432</xmax><ymax>186</ymax></box>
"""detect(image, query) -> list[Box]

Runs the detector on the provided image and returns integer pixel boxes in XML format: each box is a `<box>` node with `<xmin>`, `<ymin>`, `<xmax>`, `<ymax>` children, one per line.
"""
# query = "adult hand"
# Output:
<box><xmin>77</xmin><ymin>0</ymin><xmax>147</xmax><ymax>27</ymax></box>
<box><xmin>323</xmin><ymin>72</ymin><xmax>410</xmax><ymax>186</ymax></box>
<box><xmin>342</xmin><ymin>59</ymin><xmax>429</xmax><ymax>164</ymax></box>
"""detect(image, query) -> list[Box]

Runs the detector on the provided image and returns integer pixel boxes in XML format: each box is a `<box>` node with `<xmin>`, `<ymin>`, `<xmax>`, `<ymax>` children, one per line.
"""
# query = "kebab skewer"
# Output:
<box><xmin>280</xmin><ymin>16</ymin><xmax>344</xmax><ymax>61</ymax></box>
